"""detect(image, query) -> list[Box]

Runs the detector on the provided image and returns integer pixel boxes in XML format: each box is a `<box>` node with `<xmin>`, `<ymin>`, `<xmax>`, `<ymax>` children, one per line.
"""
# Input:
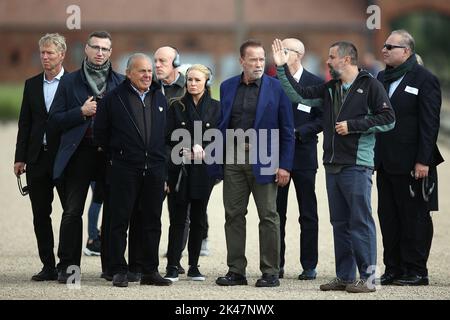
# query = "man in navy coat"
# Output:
<box><xmin>94</xmin><ymin>53</ymin><xmax>171</xmax><ymax>287</ymax></box>
<box><xmin>213</xmin><ymin>40</ymin><xmax>294</xmax><ymax>288</ymax></box>
<box><xmin>376</xmin><ymin>30</ymin><xmax>444</xmax><ymax>286</ymax></box>
<box><xmin>275</xmin><ymin>38</ymin><xmax>323</xmax><ymax>281</ymax></box>
<box><xmin>49</xmin><ymin>31</ymin><xmax>123</xmax><ymax>283</ymax></box>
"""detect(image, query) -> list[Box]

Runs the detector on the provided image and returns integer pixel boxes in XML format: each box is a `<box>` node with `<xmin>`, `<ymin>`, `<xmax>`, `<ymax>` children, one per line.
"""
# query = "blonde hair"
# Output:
<box><xmin>38</xmin><ymin>33</ymin><xmax>67</xmax><ymax>53</ymax></box>
<box><xmin>170</xmin><ymin>64</ymin><xmax>212</xmax><ymax>111</ymax></box>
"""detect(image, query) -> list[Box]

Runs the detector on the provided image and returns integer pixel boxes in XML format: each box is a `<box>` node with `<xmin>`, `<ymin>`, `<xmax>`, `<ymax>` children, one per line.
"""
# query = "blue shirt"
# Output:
<box><xmin>131</xmin><ymin>84</ymin><xmax>150</xmax><ymax>102</ymax></box>
<box><xmin>43</xmin><ymin>67</ymin><xmax>64</xmax><ymax>144</ymax></box>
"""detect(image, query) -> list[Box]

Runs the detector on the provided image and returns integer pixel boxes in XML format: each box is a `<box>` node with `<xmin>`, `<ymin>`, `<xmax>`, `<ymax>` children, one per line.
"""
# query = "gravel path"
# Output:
<box><xmin>1</xmin><ymin>122</ymin><xmax>450</xmax><ymax>300</ymax></box>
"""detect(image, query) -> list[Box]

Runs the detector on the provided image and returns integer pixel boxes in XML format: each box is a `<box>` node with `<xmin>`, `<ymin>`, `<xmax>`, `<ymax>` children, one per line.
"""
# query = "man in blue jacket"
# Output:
<box><xmin>214</xmin><ymin>39</ymin><xmax>294</xmax><ymax>288</ymax></box>
<box><xmin>49</xmin><ymin>31</ymin><xmax>124</xmax><ymax>283</ymax></box>
<box><xmin>94</xmin><ymin>53</ymin><xmax>171</xmax><ymax>287</ymax></box>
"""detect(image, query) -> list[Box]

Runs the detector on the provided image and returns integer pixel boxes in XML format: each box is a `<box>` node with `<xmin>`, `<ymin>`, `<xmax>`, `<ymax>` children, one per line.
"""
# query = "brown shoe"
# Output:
<box><xmin>319</xmin><ymin>278</ymin><xmax>349</xmax><ymax>291</ymax></box>
<box><xmin>345</xmin><ymin>279</ymin><xmax>376</xmax><ymax>293</ymax></box>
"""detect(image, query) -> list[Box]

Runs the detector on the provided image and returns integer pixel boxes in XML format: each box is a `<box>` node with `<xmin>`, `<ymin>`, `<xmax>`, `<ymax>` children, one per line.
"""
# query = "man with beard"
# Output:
<box><xmin>49</xmin><ymin>31</ymin><xmax>124</xmax><ymax>283</ymax></box>
<box><xmin>272</xmin><ymin>39</ymin><xmax>395</xmax><ymax>293</ymax></box>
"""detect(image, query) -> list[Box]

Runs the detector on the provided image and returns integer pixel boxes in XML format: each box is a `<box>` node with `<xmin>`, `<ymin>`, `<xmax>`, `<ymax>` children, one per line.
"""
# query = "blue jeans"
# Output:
<box><xmin>326</xmin><ymin>166</ymin><xmax>377</xmax><ymax>282</ymax></box>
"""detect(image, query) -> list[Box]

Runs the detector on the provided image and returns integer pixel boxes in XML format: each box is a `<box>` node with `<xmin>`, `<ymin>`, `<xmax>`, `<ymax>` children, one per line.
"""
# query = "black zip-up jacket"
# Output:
<box><xmin>94</xmin><ymin>79</ymin><xmax>167</xmax><ymax>176</ymax></box>
<box><xmin>278</xmin><ymin>65</ymin><xmax>395</xmax><ymax>168</ymax></box>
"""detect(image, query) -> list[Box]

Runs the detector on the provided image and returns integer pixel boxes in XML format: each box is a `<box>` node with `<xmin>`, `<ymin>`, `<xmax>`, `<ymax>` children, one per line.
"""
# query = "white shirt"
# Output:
<box><xmin>388</xmin><ymin>75</ymin><xmax>405</xmax><ymax>98</ymax></box>
<box><xmin>43</xmin><ymin>67</ymin><xmax>64</xmax><ymax>144</ymax></box>
<box><xmin>292</xmin><ymin>65</ymin><xmax>304</xmax><ymax>83</ymax></box>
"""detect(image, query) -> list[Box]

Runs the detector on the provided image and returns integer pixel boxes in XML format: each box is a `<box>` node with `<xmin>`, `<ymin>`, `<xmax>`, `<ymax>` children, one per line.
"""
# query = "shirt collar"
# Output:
<box><xmin>162</xmin><ymin>72</ymin><xmax>181</xmax><ymax>87</ymax></box>
<box><xmin>130</xmin><ymin>83</ymin><xmax>150</xmax><ymax>98</ymax></box>
<box><xmin>240</xmin><ymin>73</ymin><xmax>262</xmax><ymax>87</ymax></box>
<box><xmin>44</xmin><ymin>67</ymin><xmax>65</xmax><ymax>83</ymax></box>
<box><xmin>292</xmin><ymin>66</ymin><xmax>304</xmax><ymax>82</ymax></box>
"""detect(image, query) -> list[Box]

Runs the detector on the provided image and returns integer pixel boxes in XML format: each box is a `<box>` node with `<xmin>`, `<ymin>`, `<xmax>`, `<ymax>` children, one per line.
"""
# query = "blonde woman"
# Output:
<box><xmin>165</xmin><ymin>64</ymin><xmax>220</xmax><ymax>281</ymax></box>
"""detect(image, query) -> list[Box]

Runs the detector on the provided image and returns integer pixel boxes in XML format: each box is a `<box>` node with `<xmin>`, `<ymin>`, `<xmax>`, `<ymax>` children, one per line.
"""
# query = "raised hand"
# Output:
<box><xmin>271</xmin><ymin>38</ymin><xmax>289</xmax><ymax>66</ymax></box>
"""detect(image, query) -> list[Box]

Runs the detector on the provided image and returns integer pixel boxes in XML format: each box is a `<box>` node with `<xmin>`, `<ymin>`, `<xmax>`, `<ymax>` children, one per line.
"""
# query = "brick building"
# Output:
<box><xmin>0</xmin><ymin>0</ymin><xmax>449</xmax><ymax>82</ymax></box>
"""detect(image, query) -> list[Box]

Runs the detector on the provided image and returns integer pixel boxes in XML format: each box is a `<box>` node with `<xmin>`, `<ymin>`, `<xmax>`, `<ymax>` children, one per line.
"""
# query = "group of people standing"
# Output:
<box><xmin>14</xmin><ymin>28</ymin><xmax>442</xmax><ymax>293</ymax></box>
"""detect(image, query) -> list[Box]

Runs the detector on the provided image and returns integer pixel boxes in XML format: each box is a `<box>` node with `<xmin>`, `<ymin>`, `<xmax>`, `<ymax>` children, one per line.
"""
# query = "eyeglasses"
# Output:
<box><xmin>17</xmin><ymin>175</ymin><xmax>29</xmax><ymax>196</ymax></box>
<box><xmin>284</xmin><ymin>48</ymin><xmax>302</xmax><ymax>55</ymax></box>
<box><xmin>87</xmin><ymin>43</ymin><xmax>111</xmax><ymax>53</ymax></box>
<box><xmin>383</xmin><ymin>44</ymin><xmax>407</xmax><ymax>51</ymax></box>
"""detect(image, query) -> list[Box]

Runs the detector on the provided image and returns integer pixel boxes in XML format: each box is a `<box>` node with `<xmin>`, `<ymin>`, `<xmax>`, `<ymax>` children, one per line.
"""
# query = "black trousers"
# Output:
<box><xmin>276</xmin><ymin>169</ymin><xmax>318</xmax><ymax>270</ymax></box>
<box><xmin>166</xmin><ymin>195</ymin><xmax>210</xmax><ymax>268</ymax></box>
<box><xmin>56</xmin><ymin>144</ymin><xmax>103</xmax><ymax>271</ymax></box>
<box><xmin>109</xmin><ymin>164</ymin><xmax>165</xmax><ymax>275</ymax></box>
<box><xmin>377</xmin><ymin>169</ymin><xmax>433</xmax><ymax>277</ymax></box>
<box><xmin>26</xmin><ymin>146</ymin><xmax>62</xmax><ymax>270</ymax></box>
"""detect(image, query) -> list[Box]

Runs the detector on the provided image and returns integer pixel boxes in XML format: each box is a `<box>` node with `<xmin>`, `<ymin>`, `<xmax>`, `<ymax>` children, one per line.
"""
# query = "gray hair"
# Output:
<box><xmin>38</xmin><ymin>33</ymin><xmax>67</xmax><ymax>53</ymax></box>
<box><xmin>391</xmin><ymin>29</ymin><xmax>415</xmax><ymax>52</ymax></box>
<box><xmin>126</xmin><ymin>53</ymin><xmax>151</xmax><ymax>71</ymax></box>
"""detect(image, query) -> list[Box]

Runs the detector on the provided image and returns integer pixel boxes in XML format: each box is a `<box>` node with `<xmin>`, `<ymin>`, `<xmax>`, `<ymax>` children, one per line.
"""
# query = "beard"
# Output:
<box><xmin>329</xmin><ymin>65</ymin><xmax>341</xmax><ymax>80</ymax></box>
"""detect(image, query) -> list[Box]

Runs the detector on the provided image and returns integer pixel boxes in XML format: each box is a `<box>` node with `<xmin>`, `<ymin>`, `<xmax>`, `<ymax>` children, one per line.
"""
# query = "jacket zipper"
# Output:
<box><xmin>328</xmin><ymin>77</ymin><xmax>359</xmax><ymax>164</ymax></box>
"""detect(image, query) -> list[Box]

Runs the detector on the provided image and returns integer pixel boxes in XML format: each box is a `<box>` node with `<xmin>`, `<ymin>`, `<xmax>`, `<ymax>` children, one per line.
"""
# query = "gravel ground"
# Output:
<box><xmin>1</xmin><ymin>122</ymin><xmax>450</xmax><ymax>300</ymax></box>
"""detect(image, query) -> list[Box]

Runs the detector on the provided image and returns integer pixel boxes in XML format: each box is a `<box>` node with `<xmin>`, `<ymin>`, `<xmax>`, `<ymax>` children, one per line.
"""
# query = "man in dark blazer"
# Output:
<box><xmin>376</xmin><ymin>30</ymin><xmax>444</xmax><ymax>286</ymax></box>
<box><xmin>212</xmin><ymin>39</ymin><xmax>294</xmax><ymax>288</ymax></box>
<box><xmin>14</xmin><ymin>33</ymin><xmax>67</xmax><ymax>281</ymax></box>
<box><xmin>94</xmin><ymin>53</ymin><xmax>171</xmax><ymax>287</ymax></box>
<box><xmin>275</xmin><ymin>38</ymin><xmax>323</xmax><ymax>281</ymax></box>
<box><xmin>49</xmin><ymin>31</ymin><xmax>124</xmax><ymax>283</ymax></box>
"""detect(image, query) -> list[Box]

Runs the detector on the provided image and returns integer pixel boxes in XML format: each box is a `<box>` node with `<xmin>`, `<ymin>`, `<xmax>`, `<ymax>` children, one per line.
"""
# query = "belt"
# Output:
<box><xmin>42</xmin><ymin>144</ymin><xmax>48</xmax><ymax>151</ymax></box>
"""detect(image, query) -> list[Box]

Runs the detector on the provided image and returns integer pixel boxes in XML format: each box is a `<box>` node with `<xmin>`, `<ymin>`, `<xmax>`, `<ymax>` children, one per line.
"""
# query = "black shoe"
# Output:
<box><xmin>255</xmin><ymin>274</ymin><xmax>280</xmax><ymax>287</ymax></box>
<box><xmin>31</xmin><ymin>268</ymin><xmax>58</xmax><ymax>281</ymax></box>
<box><xmin>57</xmin><ymin>270</ymin><xmax>70</xmax><ymax>284</ymax></box>
<box><xmin>177</xmin><ymin>263</ymin><xmax>185</xmax><ymax>275</ymax></box>
<box><xmin>164</xmin><ymin>266</ymin><xmax>179</xmax><ymax>282</ymax></box>
<box><xmin>279</xmin><ymin>268</ymin><xmax>284</xmax><ymax>279</ymax></box>
<box><xmin>380</xmin><ymin>273</ymin><xmax>400</xmax><ymax>286</ymax></box>
<box><xmin>100</xmin><ymin>272</ymin><xmax>113</xmax><ymax>281</ymax></box>
<box><xmin>298</xmin><ymin>269</ymin><xmax>317</xmax><ymax>280</ymax></box>
<box><xmin>216</xmin><ymin>271</ymin><xmax>248</xmax><ymax>286</ymax></box>
<box><xmin>187</xmin><ymin>266</ymin><xmax>205</xmax><ymax>281</ymax></box>
<box><xmin>141</xmin><ymin>272</ymin><xmax>173</xmax><ymax>286</ymax></box>
<box><xmin>127</xmin><ymin>271</ymin><xmax>142</xmax><ymax>282</ymax></box>
<box><xmin>113</xmin><ymin>273</ymin><xmax>128</xmax><ymax>287</ymax></box>
<box><xmin>393</xmin><ymin>275</ymin><xmax>429</xmax><ymax>286</ymax></box>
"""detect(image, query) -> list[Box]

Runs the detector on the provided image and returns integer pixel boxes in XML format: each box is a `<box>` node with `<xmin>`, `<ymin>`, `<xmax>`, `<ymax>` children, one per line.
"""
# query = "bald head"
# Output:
<box><xmin>282</xmin><ymin>38</ymin><xmax>305</xmax><ymax>74</ymax></box>
<box><xmin>154</xmin><ymin>46</ymin><xmax>179</xmax><ymax>84</ymax></box>
<box><xmin>282</xmin><ymin>38</ymin><xmax>305</xmax><ymax>56</ymax></box>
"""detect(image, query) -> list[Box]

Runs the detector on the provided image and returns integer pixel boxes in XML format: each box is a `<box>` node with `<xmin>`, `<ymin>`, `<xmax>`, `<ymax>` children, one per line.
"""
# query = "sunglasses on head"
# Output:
<box><xmin>383</xmin><ymin>44</ymin><xmax>407</xmax><ymax>51</ymax></box>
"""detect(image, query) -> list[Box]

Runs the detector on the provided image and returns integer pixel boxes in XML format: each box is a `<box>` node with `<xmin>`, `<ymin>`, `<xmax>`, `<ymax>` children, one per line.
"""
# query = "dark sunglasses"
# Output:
<box><xmin>383</xmin><ymin>44</ymin><xmax>407</xmax><ymax>51</ymax></box>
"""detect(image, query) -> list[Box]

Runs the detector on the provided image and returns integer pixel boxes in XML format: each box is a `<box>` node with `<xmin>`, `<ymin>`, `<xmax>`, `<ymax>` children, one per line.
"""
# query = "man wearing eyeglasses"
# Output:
<box><xmin>14</xmin><ymin>33</ymin><xmax>68</xmax><ymax>282</ymax></box>
<box><xmin>375</xmin><ymin>29</ymin><xmax>444</xmax><ymax>286</ymax></box>
<box><xmin>275</xmin><ymin>38</ymin><xmax>323</xmax><ymax>282</ymax></box>
<box><xmin>49</xmin><ymin>31</ymin><xmax>124</xmax><ymax>284</ymax></box>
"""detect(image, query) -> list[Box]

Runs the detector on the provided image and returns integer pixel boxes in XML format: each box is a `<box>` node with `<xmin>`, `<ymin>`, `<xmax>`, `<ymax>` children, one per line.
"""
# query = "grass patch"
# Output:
<box><xmin>0</xmin><ymin>84</ymin><xmax>23</xmax><ymax>121</ymax></box>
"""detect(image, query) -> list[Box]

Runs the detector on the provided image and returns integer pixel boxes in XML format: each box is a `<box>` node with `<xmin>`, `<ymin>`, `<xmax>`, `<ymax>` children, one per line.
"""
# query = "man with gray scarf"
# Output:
<box><xmin>49</xmin><ymin>31</ymin><xmax>124</xmax><ymax>283</ymax></box>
